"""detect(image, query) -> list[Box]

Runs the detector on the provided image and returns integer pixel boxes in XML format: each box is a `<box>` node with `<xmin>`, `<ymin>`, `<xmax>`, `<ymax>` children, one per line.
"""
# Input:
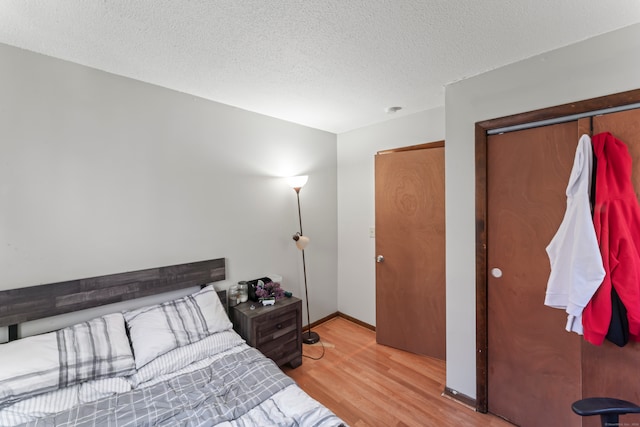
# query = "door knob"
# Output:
<box><xmin>376</xmin><ymin>255</ymin><xmax>384</xmax><ymax>263</ymax></box>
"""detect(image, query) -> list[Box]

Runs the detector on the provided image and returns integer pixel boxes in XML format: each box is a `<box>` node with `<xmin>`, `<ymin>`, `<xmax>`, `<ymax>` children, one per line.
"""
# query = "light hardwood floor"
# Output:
<box><xmin>283</xmin><ymin>317</ymin><xmax>514</xmax><ymax>427</ymax></box>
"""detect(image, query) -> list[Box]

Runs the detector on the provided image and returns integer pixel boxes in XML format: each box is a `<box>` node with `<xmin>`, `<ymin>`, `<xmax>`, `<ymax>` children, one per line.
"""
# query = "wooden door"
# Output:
<box><xmin>581</xmin><ymin>108</ymin><xmax>640</xmax><ymax>427</ymax></box>
<box><xmin>487</xmin><ymin>122</ymin><xmax>582</xmax><ymax>426</ymax></box>
<box><xmin>375</xmin><ymin>143</ymin><xmax>446</xmax><ymax>359</ymax></box>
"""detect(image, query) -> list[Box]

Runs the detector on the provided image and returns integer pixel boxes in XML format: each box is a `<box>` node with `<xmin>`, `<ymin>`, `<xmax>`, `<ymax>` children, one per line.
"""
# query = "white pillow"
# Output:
<box><xmin>0</xmin><ymin>313</ymin><xmax>135</xmax><ymax>408</ymax></box>
<box><xmin>123</xmin><ymin>285</ymin><xmax>232</xmax><ymax>369</ymax></box>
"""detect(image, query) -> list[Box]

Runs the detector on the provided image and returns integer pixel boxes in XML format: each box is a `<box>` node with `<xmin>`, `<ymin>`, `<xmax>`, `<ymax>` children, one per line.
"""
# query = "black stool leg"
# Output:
<box><xmin>600</xmin><ymin>413</ymin><xmax>619</xmax><ymax>427</ymax></box>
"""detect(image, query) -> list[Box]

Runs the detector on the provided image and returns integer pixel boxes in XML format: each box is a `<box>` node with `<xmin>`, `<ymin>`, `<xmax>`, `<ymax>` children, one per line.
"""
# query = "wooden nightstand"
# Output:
<box><xmin>230</xmin><ymin>297</ymin><xmax>303</xmax><ymax>368</ymax></box>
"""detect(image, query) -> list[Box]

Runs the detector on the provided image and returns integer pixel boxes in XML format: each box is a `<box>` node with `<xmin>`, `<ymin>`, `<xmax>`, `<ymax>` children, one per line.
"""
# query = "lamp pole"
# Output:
<box><xmin>293</xmin><ymin>186</ymin><xmax>319</xmax><ymax>345</ymax></box>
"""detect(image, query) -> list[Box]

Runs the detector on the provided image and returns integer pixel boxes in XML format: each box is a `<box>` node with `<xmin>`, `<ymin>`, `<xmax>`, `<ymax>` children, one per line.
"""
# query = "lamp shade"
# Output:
<box><xmin>287</xmin><ymin>175</ymin><xmax>308</xmax><ymax>190</ymax></box>
<box><xmin>295</xmin><ymin>235</ymin><xmax>310</xmax><ymax>250</ymax></box>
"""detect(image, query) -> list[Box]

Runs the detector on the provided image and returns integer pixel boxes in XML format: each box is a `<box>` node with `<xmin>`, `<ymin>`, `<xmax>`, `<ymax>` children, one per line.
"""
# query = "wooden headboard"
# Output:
<box><xmin>0</xmin><ymin>258</ymin><xmax>226</xmax><ymax>340</ymax></box>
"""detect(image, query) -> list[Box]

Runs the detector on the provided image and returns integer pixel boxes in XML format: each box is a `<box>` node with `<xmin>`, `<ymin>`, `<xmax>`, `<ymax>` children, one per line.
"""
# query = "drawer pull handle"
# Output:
<box><xmin>276</xmin><ymin>323</ymin><xmax>283</xmax><ymax>329</ymax></box>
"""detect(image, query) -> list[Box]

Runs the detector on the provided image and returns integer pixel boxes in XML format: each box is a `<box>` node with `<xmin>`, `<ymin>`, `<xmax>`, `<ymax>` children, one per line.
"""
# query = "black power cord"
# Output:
<box><xmin>302</xmin><ymin>337</ymin><xmax>326</xmax><ymax>360</ymax></box>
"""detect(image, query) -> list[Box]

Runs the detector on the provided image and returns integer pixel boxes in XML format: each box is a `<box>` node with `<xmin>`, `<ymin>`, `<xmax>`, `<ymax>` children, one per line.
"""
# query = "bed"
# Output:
<box><xmin>0</xmin><ymin>259</ymin><xmax>347</xmax><ymax>426</ymax></box>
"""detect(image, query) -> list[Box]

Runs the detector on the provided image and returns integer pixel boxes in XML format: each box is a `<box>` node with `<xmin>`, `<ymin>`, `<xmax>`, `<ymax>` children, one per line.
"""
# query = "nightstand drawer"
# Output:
<box><xmin>254</xmin><ymin>309</ymin><xmax>297</xmax><ymax>346</ymax></box>
<box><xmin>259</xmin><ymin>334</ymin><xmax>299</xmax><ymax>366</ymax></box>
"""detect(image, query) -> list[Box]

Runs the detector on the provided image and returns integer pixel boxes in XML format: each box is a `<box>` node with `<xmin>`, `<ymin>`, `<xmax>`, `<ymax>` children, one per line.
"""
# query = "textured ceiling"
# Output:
<box><xmin>1</xmin><ymin>1</ymin><xmax>639</xmax><ymax>133</ymax></box>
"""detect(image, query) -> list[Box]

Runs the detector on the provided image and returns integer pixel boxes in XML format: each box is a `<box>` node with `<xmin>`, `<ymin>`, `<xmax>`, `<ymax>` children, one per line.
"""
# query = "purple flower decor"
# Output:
<box><xmin>255</xmin><ymin>281</ymin><xmax>285</xmax><ymax>300</ymax></box>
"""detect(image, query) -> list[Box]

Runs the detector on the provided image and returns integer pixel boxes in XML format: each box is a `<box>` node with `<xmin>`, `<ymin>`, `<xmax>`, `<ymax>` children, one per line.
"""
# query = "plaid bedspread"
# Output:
<box><xmin>20</xmin><ymin>347</ymin><xmax>297</xmax><ymax>427</ymax></box>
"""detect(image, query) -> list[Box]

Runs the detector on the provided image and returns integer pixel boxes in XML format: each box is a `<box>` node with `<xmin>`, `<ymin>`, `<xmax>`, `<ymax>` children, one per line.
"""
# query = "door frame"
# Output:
<box><xmin>377</xmin><ymin>140</ymin><xmax>444</xmax><ymax>155</ymax></box>
<box><xmin>474</xmin><ymin>88</ymin><xmax>640</xmax><ymax>413</ymax></box>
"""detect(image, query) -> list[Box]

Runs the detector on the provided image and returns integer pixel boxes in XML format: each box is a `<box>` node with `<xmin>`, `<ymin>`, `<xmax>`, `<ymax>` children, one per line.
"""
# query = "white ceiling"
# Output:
<box><xmin>1</xmin><ymin>1</ymin><xmax>639</xmax><ymax>134</ymax></box>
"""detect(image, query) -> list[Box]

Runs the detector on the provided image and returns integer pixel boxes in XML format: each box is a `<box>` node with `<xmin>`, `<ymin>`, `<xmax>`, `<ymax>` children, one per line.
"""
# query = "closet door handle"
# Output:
<box><xmin>376</xmin><ymin>255</ymin><xmax>385</xmax><ymax>263</ymax></box>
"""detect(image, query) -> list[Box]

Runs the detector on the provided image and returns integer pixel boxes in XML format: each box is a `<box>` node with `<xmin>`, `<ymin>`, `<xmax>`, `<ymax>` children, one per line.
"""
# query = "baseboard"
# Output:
<box><xmin>304</xmin><ymin>312</ymin><xmax>376</xmax><ymax>332</ymax></box>
<box><xmin>337</xmin><ymin>312</ymin><xmax>375</xmax><ymax>331</ymax></box>
<box><xmin>303</xmin><ymin>312</ymin><xmax>339</xmax><ymax>332</ymax></box>
<box><xmin>443</xmin><ymin>387</ymin><xmax>477</xmax><ymax>410</ymax></box>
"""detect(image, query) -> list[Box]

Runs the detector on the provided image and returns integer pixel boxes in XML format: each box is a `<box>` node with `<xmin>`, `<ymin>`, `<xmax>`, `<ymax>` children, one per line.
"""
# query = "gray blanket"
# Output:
<box><xmin>22</xmin><ymin>347</ymin><xmax>296</xmax><ymax>427</ymax></box>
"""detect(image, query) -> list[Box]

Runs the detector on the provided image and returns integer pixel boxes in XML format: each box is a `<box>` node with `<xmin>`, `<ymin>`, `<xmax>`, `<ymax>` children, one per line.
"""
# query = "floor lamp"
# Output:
<box><xmin>288</xmin><ymin>175</ymin><xmax>320</xmax><ymax>345</ymax></box>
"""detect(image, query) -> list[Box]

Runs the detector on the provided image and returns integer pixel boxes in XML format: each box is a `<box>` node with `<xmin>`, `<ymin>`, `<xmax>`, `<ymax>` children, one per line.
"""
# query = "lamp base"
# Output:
<box><xmin>302</xmin><ymin>331</ymin><xmax>320</xmax><ymax>345</ymax></box>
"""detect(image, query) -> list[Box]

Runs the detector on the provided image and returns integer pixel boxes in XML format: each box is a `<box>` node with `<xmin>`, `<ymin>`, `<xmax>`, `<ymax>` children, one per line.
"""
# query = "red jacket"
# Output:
<box><xmin>582</xmin><ymin>132</ymin><xmax>640</xmax><ymax>345</ymax></box>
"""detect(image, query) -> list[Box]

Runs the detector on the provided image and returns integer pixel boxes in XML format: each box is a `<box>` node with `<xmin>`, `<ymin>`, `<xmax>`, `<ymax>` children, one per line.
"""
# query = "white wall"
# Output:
<box><xmin>445</xmin><ymin>23</ymin><xmax>640</xmax><ymax>398</ymax></box>
<box><xmin>0</xmin><ymin>43</ymin><xmax>338</xmax><ymax>338</ymax></box>
<box><xmin>336</xmin><ymin>110</ymin><xmax>445</xmax><ymax>325</ymax></box>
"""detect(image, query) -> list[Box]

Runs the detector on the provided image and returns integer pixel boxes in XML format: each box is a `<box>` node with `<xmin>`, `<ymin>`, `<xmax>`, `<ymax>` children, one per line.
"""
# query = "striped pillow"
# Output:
<box><xmin>124</xmin><ymin>285</ymin><xmax>232</xmax><ymax>369</ymax></box>
<box><xmin>56</xmin><ymin>313</ymin><xmax>136</xmax><ymax>387</ymax></box>
<box><xmin>0</xmin><ymin>313</ymin><xmax>135</xmax><ymax>408</ymax></box>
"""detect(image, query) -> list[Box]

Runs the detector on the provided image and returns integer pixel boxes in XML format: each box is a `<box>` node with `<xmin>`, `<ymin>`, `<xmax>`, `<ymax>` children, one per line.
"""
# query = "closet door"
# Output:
<box><xmin>487</xmin><ymin>122</ymin><xmax>582</xmax><ymax>426</ymax></box>
<box><xmin>581</xmin><ymin>108</ymin><xmax>640</xmax><ymax>427</ymax></box>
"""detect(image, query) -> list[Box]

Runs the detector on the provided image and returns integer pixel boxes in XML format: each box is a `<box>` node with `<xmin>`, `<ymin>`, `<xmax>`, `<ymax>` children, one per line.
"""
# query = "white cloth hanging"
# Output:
<box><xmin>544</xmin><ymin>134</ymin><xmax>605</xmax><ymax>334</ymax></box>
